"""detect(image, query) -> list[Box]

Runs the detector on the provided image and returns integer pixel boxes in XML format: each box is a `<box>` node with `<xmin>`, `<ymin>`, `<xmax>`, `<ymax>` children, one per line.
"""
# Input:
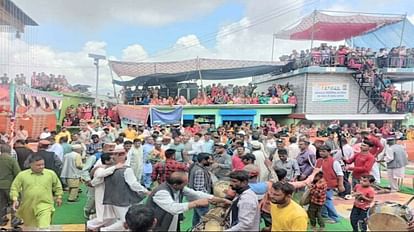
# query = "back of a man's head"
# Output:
<box><xmin>125</xmin><ymin>204</ymin><xmax>155</xmax><ymax>232</ymax></box>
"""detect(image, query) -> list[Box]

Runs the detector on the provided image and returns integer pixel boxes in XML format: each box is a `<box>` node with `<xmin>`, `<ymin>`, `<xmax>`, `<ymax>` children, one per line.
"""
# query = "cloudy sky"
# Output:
<box><xmin>2</xmin><ymin>0</ymin><xmax>414</xmax><ymax>95</ymax></box>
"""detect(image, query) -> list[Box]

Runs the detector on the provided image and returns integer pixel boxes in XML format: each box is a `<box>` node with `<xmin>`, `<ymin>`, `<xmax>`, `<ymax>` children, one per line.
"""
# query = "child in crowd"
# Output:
<box><xmin>308</xmin><ymin>171</ymin><xmax>327</xmax><ymax>232</ymax></box>
<box><xmin>350</xmin><ymin>175</ymin><xmax>375</xmax><ymax>232</ymax></box>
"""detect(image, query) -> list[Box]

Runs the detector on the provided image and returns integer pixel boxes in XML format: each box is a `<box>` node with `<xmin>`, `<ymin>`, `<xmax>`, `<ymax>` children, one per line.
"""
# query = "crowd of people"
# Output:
<box><xmin>0</xmin><ymin>118</ymin><xmax>413</xmax><ymax>231</ymax></box>
<box><xmin>280</xmin><ymin>43</ymin><xmax>414</xmax><ymax>114</ymax></box>
<box><xmin>62</xmin><ymin>103</ymin><xmax>119</xmax><ymax>127</ymax></box>
<box><xmin>30</xmin><ymin>72</ymin><xmax>72</xmax><ymax>92</ymax></box>
<box><xmin>123</xmin><ymin>83</ymin><xmax>298</xmax><ymax>106</ymax></box>
<box><xmin>282</xmin><ymin>44</ymin><xmax>414</xmax><ymax>70</ymax></box>
<box><xmin>0</xmin><ymin>73</ymin><xmax>27</xmax><ymax>86</ymax></box>
<box><xmin>0</xmin><ymin>72</ymin><xmax>89</xmax><ymax>93</ymax></box>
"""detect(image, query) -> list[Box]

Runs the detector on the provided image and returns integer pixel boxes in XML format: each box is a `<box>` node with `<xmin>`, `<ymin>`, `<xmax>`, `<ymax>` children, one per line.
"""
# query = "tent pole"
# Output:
<box><xmin>108</xmin><ymin>63</ymin><xmax>119</xmax><ymax>104</ymax></box>
<box><xmin>399</xmin><ymin>13</ymin><xmax>407</xmax><ymax>47</ymax></box>
<box><xmin>310</xmin><ymin>10</ymin><xmax>317</xmax><ymax>51</ymax></box>
<box><xmin>197</xmin><ymin>56</ymin><xmax>205</xmax><ymax>96</ymax></box>
<box><xmin>271</xmin><ymin>33</ymin><xmax>275</xmax><ymax>62</ymax></box>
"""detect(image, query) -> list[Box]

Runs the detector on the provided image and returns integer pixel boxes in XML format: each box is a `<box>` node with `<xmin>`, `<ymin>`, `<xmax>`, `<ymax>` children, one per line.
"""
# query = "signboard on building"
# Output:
<box><xmin>312</xmin><ymin>83</ymin><xmax>349</xmax><ymax>102</ymax></box>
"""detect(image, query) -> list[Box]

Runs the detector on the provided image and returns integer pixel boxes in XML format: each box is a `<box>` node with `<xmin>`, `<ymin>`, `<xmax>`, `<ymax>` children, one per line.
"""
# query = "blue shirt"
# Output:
<box><xmin>202</xmin><ymin>140</ymin><xmax>215</xmax><ymax>154</ymax></box>
<box><xmin>143</xmin><ymin>143</ymin><xmax>154</xmax><ymax>173</ymax></box>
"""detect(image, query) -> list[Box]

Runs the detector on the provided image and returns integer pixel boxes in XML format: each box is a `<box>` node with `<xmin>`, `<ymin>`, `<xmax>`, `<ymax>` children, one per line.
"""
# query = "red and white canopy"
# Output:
<box><xmin>275</xmin><ymin>11</ymin><xmax>403</xmax><ymax>41</ymax></box>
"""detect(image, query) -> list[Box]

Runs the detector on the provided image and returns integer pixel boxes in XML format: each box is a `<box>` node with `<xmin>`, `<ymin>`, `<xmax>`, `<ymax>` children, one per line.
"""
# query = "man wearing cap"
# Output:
<box><xmin>383</xmin><ymin>137</ymin><xmax>408</xmax><ymax>192</ymax></box>
<box><xmin>60</xmin><ymin>144</ymin><xmax>84</xmax><ymax>202</ymax></box>
<box><xmin>142</xmin><ymin>136</ymin><xmax>155</xmax><ymax>189</ymax></box>
<box><xmin>212</xmin><ymin>143</ymin><xmax>232</xmax><ymax>181</ymax></box>
<box><xmin>250</xmin><ymin>133</ymin><xmax>270</xmax><ymax>182</ymax></box>
<box><xmin>101</xmin><ymin>147</ymin><xmax>149</xmax><ymax>231</ymax></box>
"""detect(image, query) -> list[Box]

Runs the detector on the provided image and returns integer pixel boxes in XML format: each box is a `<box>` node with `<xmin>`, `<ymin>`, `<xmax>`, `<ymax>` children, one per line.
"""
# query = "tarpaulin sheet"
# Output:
<box><xmin>275</xmin><ymin>11</ymin><xmax>403</xmax><ymax>41</ymax></box>
<box><xmin>346</xmin><ymin>19</ymin><xmax>414</xmax><ymax>50</ymax></box>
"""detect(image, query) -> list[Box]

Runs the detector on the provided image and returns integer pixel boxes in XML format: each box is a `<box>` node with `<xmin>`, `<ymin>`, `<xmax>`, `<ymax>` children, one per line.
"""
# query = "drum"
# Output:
<box><xmin>368</xmin><ymin>201</ymin><xmax>413</xmax><ymax>231</ymax></box>
<box><xmin>213</xmin><ymin>181</ymin><xmax>230</xmax><ymax>198</ymax></box>
<box><xmin>191</xmin><ymin>207</ymin><xmax>228</xmax><ymax>231</ymax></box>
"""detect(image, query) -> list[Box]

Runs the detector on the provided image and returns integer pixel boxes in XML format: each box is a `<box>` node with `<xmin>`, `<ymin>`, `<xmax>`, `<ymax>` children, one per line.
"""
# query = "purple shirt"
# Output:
<box><xmin>296</xmin><ymin>149</ymin><xmax>316</xmax><ymax>177</ymax></box>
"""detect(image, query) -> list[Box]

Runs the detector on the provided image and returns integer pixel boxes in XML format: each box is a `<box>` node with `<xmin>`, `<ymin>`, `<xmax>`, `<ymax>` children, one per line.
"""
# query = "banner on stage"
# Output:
<box><xmin>312</xmin><ymin>83</ymin><xmax>349</xmax><ymax>102</ymax></box>
<box><xmin>117</xmin><ymin>105</ymin><xmax>149</xmax><ymax>125</ymax></box>
<box><xmin>151</xmin><ymin>107</ymin><xmax>183</xmax><ymax>125</ymax></box>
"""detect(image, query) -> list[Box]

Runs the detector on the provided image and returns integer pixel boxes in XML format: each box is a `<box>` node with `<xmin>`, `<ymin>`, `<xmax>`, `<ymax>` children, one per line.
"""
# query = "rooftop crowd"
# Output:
<box><xmin>281</xmin><ymin>44</ymin><xmax>414</xmax><ymax>114</ymax></box>
<box><xmin>0</xmin><ymin>72</ymin><xmax>89</xmax><ymax>93</ymax></box>
<box><xmin>1</xmin><ymin>117</ymin><xmax>413</xmax><ymax>231</ymax></box>
<box><xmin>123</xmin><ymin>83</ymin><xmax>298</xmax><ymax>106</ymax></box>
<box><xmin>282</xmin><ymin>44</ymin><xmax>414</xmax><ymax>70</ymax></box>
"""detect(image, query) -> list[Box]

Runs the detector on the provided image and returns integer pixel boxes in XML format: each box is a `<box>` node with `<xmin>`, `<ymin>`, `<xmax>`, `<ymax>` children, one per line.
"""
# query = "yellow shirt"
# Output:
<box><xmin>407</xmin><ymin>130</ymin><xmax>414</xmax><ymax>141</ymax></box>
<box><xmin>270</xmin><ymin>200</ymin><xmax>308</xmax><ymax>231</ymax></box>
<box><xmin>124</xmin><ymin>128</ymin><xmax>137</xmax><ymax>140</ymax></box>
<box><xmin>55</xmin><ymin>131</ymin><xmax>72</xmax><ymax>143</ymax></box>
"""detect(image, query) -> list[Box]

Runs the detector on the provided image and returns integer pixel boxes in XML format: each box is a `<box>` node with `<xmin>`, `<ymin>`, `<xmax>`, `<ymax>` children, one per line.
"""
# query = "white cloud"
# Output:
<box><xmin>409</xmin><ymin>14</ymin><xmax>414</xmax><ymax>24</ymax></box>
<box><xmin>122</xmin><ymin>44</ymin><xmax>148</xmax><ymax>62</ymax></box>
<box><xmin>1</xmin><ymin>33</ymin><xmax>115</xmax><ymax>95</ymax></box>
<box><xmin>13</xmin><ymin>0</ymin><xmax>225</xmax><ymax>28</ymax></box>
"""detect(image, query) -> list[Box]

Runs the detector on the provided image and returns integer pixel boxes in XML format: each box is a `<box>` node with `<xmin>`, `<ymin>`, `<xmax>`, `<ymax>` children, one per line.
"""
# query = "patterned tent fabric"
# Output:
<box><xmin>15</xmin><ymin>85</ymin><xmax>62</xmax><ymax>110</ymax></box>
<box><xmin>275</xmin><ymin>11</ymin><xmax>403</xmax><ymax>41</ymax></box>
<box><xmin>109</xmin><ymin>58</ymin><xmax>283</xmax><ymax>78</ymax></box>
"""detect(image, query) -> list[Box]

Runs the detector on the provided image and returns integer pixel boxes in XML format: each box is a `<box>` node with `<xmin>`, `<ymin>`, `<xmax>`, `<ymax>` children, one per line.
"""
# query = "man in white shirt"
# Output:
<box><xmin>47</xmin><ymin>137</ymin><xmax>64</xmax><ymax>161</ymax></box>
<box><xmin>287</xmin><ymin>136</ymin><xmax>300</xmax><ymax>159</ymax></box>
<box><xmin>188</xmin><ymin>133</ymin><xmax>204</xmax><ymax>162</ymax></box>
<box><xmin>100</xmin><ymin>147</ymin><xmax>149</xmax><ymax>231</ymax></box>
<box><xmin>39</xmin><ymin>127</ymin><xmax>51</xmax><ymax>139</ymax></box>
<box><xmin>147</xmin><ymin>171</ymin><xmax>224</xmax><ymax>231</ymax></box>
<box><xmin>202</xmin><ymin>132</ymin><xmax>214</xmax><ymax>154</ymax></box>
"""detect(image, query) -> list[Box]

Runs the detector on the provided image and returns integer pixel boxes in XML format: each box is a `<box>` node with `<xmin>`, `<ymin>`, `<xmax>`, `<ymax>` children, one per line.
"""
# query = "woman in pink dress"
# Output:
<box><xmin>84</xmin><ymin>105</ymin><xmax>93</xmax><ymax>120</ymax></box>
<box><xmin>288</xmin><ymin>92</ymin><xmax>298</xmax><ymax>105</ymax></box>
<box><xmin>250</xmin><ymin>94</ymin><xmax>259</xmax><ymax>104</ymax></box>
<box><xmin>63</xmin><ymin>117</ymin><xmax>72</xmax><ymax>127</ymax></box>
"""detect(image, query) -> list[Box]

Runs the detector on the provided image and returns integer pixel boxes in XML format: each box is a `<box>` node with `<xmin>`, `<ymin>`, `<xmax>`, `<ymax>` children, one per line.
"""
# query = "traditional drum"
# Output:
<box><xmin>213</xmin><ymin>181</ymin><xmax>230</xmax><ymax>198</ymax></box>
<box><xmin>191</xmin><ymin>206</ymin><xmax>229</xmax><ymax>231</ymax></box>
<box><xmin>368</xmin><ymin>198</ymin><xmax>413</xmax><ymax>231</ymax></box>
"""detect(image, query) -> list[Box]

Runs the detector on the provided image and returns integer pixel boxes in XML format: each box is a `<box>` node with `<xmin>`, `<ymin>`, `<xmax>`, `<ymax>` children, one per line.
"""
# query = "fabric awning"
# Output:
<box><xmin>275</xmin><ymin>11</ymin><xmax>403</xmax><ymax>41</ymax></box>
<box><xmin>305</xmin><ymin>114</ymin><xmax>409</xmax><ymax>121</ymax></box>
<box><xmin>109</xmin><ymin>58</ymin><xmax>285</xmax><ymax>86</ymax></box>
